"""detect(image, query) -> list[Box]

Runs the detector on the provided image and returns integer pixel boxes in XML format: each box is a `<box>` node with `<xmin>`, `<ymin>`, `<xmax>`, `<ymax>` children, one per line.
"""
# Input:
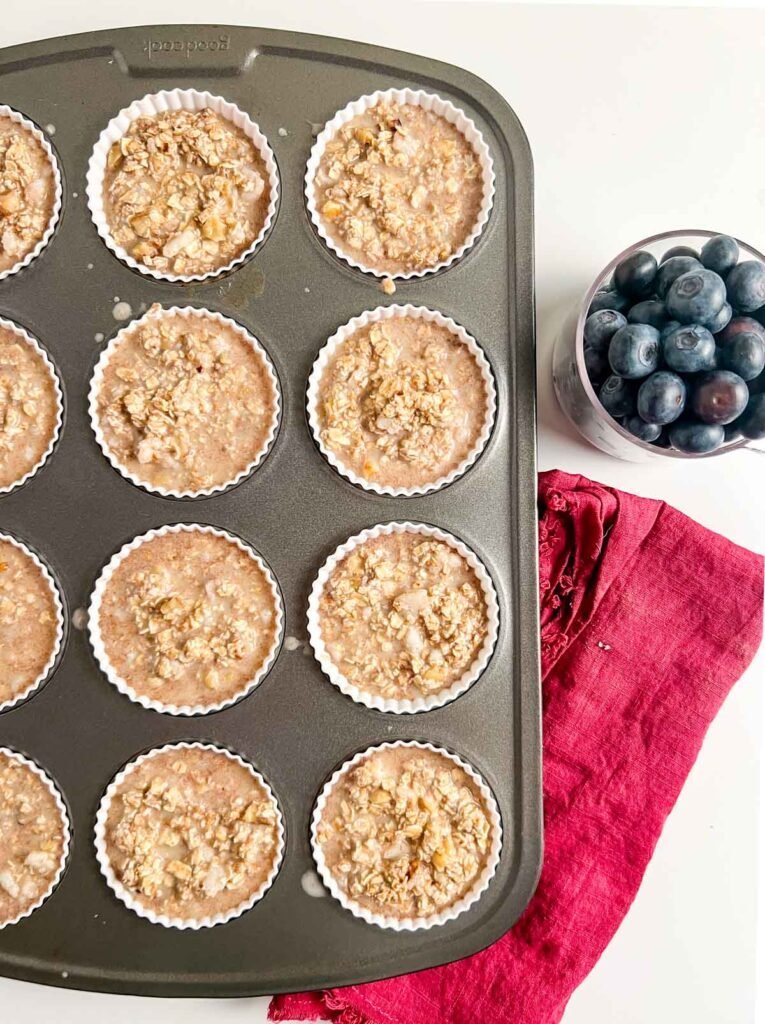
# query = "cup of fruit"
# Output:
<box><xmin>552</xmin><ymin>230</ymin><xmax>765</xmax><ymax>460</ymax></box>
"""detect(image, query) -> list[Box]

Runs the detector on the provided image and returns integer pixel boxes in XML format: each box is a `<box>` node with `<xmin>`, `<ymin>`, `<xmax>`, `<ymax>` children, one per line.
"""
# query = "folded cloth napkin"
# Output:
<box><xmin>271</xmin><ymin>469</ymin><xmax>763</xmax><ymax>1024</ymax></box>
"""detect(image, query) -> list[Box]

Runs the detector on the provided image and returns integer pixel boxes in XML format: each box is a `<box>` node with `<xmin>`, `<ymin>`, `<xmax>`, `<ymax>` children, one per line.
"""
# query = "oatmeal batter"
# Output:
<box><xmin>93</xmin><ymin>305</ymin><xmax>277</xmax><ymax>494</ymax></box>
<box><xmin>103</xmin><ymin>107</ymin><xmax>270</xmax><ymax>277</ymax></box>
<box><xmin>0</xmin><ymin>325</ymin><xmax>60</xmax><ymax>491</ymax></box>
<box><xmin>318</xmin><ymin>531</ymin><xmax>488</xmax><ymax>702</ymax></box>
<box><xmin>316</xmin><ymin>746</ymin><xmax>494</xmax><ymax>920</ymax></box>
<box><xmin>97</xmin><ymin>530</ymin><xmax>278</xmax><ymax>708</ymax></box>
<box><xmin>0</xmin><ymin>115</ymin><xmax>56</xmax><ymax>274</ymax></box>
<box><xmin>314</xmin><ymin>100</ymin><xmax>484</xmax><ymax>275</ymax></box>
<box><xmin>0</xmin><ymin>752</ymin><xmax>67</xmax><ymax>926</ymax></box>
<box><xmin>317</xmin><ymin>316</ymin><xmax>489</xmax><ymax>490</ymax></box>
<box><xmin>103</xmin><ymin>746</ymin><xmax>280</xmax><ymax>922</ymax></box>
<box><xmin>0</xmin><ymin>539</ymin><xmax>60</xmax><ymax>706</ymax></box>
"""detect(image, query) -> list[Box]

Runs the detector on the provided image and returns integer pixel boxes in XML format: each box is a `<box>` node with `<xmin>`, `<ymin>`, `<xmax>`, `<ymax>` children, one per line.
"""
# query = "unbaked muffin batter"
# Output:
<box><xmin>0</xmin><ymin>115</ymin><xmax>56</xmax><ymax>274</ymax></box>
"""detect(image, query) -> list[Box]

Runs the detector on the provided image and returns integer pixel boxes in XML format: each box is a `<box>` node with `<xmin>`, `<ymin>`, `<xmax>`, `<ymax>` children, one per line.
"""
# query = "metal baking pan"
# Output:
<box><xmin>0</xmin><ymin>23</ymin><xmax>540</xmax><ymax>997</ymax></box>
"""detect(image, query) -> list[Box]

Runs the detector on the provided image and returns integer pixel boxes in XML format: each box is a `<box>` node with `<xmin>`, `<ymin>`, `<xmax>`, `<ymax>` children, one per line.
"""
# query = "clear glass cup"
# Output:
<box><xmin>552</xmin><ymin>229</ymin><xmax>765</xmax><ymax>462</ymax></box>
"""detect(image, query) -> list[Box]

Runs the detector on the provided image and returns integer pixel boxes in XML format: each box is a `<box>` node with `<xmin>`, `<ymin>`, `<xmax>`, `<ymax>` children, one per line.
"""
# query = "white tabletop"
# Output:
<box><xmin>2</xmin><ymin>3</ymin><xmax>764</xmax><ymax>1022</ymax></box>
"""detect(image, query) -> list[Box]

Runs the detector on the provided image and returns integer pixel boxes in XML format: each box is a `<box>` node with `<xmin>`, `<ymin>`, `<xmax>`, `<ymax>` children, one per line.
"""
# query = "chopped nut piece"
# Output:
<box><xmin>317</xmin><ymin>746</ymin><xmax>494</xmax><ymax>920</ymax></box>
<box><xmin>313</xmin><ymin>100</ymin><xmax>483</xmax><ymax>274</ymax></box>
<box><xmin>102</xmin><ymin>107</ymin><xmax>270</xmax><ymax>277</ymax></box>
<box><xmin>103</xmin><ymin>747</ymin><xmax>280</xmax><ymax>922</ymax></box>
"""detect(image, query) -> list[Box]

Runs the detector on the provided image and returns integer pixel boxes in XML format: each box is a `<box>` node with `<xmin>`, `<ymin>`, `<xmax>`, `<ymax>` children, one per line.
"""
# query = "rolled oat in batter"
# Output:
<box><xmin>102</xmin><ymin>746</ymin><xmax>280</xmax><ymax>922</ymax></box>
<box><xmin>316</xmin><ymin>315</ymin><xmax>489</xmax><ymax>490</ymax></box>
<box><xmin>0</xmin><ymin>752</ymin><xmax>67</xmax><ymax>926</ymax></box>
<box><xmin>0</xmin><ymin>325</ymin><xmax>60</xmax><ymax>491</ymax></box>
<box><xmin>316</xmin><ymin>746</ymin><xmax>494</xmax><ymax>921</ymax></box>
<box><xmin>314</xmin><ymin>100</ymin><xmax>484</xmax><ymax>275</ymax></box>
<box><xmin>0</xmin><ymin>115</ymin><xmax>56</xmax><ymax>274</ymax></box>
<box><xmin>103</xmin><ymin>107</ymin><xmax>270</xmax><ymax>277</ymax></box>
<box><xmin>318</xmin><ymin>531</ymin><xmax>489</xmax><ymax>702</ymax></box>
<box><xmin>93</xmin><ymin>305</ymin><xmax>277</xmax><ymax>495</ymax></box>
<box><xmin>0</xmin><ymin>539</ymin><xmax>60</xmax><ymax>707</ymax></box>
<box><xmin>96</xmin><ymin>530</ymin><xmax>279</xmax><ymax>709</ymax></box>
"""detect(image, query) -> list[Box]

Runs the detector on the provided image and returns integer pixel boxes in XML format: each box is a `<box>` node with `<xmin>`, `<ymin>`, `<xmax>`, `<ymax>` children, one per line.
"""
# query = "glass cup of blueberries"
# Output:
<box><xmin>553</xmin><ymin>230</ymin><xmax>765</xmax><ymax>460</ymax></box>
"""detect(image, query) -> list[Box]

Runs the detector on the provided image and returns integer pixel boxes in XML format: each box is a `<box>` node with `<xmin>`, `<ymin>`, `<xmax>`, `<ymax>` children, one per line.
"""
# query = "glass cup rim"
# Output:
<box><xmin>575</xmin><ymin>228</ymin><xmax>765</xmax><ymax>459</ymax></box>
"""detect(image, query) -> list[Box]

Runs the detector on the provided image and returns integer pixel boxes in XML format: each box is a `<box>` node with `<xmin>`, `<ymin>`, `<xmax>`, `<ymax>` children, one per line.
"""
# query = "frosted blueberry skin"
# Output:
<box><xmin>718</xmin><ymin>332</ymin><xmax>765</xmax><ymax>381</ymax></box>
<box><xmin>660</xmin><ymin>245</ymin><xmax>699</xmax><ymax>263</ymax></box>
<box><xmin>637</xmin><ymin>371</ymin><xmax>687</xmax><ymax>425</ymax></box>
<box><xmin>608</xmin><ymin>324</ymin><xmax>660</xmax><ymax>379</ymax></box>
<box><xmin>718</xmin><ymin>316</ymin><xmax>765</xmax><ymax>346</ymax></box>
<box><xmin>623</xmin><ymin>414</ymin><xmax>662</xmax><ymax>443</ymax></box>
<box><xmin>584</xmin><ymin>344</ymin><xmax>610</xmax><ymax>382</ymax></box>
<box><xmin>589</xmin><ymin>290</ymin><xmax>630</xmax><ymax>315</ymax></box>
<box><xmin>598</xmin><ymin>374</ymin><xmax>636</xmax><ymax>418</ymax></box>
<box><xmin>691</xmin><ymin>370</ymin><xmax>749</xmax><ymax>425</ymax></box>
<box><xmin>700</xmin><ymin>234</ymin><xmax>739</xmax><ymax>277</ymax></box>
<box><xmin>725</xmin><ymin>261</ymin><xmax>765</xmax><ymax>313</ymax></box>
<box><xmin>662</xmin><ymin>324</ymin><xmax>717</xmax><ymax>374</ymax></box>
<box><xmin>584</xmin><ymin>309</ymin><xmax>627</xmax><ymax>349</ymax></box>
<box><xmin>655</xmin><ymin>256</ymin><xmax>701</xmax><ymax>300</ymax></box>
<box><xmin>668</xmin><ymin>420</ymin><xmax>725</xmax><ymax>454</ymax></box>
<box><xmin>613</xmin><ymin>250</ymin><xmax>658</xmax><ymax>299</ymax></box>
<box><xmin>627</xmin><ymin>300</ymin><xmax>668</xmax><ymax>330</ymax></box>
<box><xmin>737</xmin><ymin>393</ymin><xmax>765</xmax><ymax>439</ymax></box>
<box><xmin>666</xmin><ymin>269</ymin><xmax>727</xmax><ymax>325</ymax></box>
<box><xmin>703</xmin><ymin>301</ymin><xmax>732</xmax><ymax>335</ymax></box>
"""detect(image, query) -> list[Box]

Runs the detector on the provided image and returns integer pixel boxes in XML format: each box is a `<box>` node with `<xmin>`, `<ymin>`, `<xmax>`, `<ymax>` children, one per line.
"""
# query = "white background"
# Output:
<box><xmin>2</xmin><ymin>3</ymin><xmax>764</xmax><ymax>1023</ymax></box>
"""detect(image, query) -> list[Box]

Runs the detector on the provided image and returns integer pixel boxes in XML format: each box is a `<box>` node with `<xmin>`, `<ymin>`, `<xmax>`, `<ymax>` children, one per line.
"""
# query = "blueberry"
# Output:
<box><xmin>613</xmin><ymin>250</ymin><xmax>658</xmax><ymax>299</ymax></box>
<box><xmin>691</xmin><ymin>370</ymin><xmax>749</xmax><ymax>425</ymax></box>
<box><xmin>655</xmin><ymin>256</ymin><xmax>701</xmax><ymax>299</ymax></box>
<box><xmin>700</xmin><ymin>234</ymin><xmax>739</xmax><ymax>276</ymax></box>
<box><xmin>589</xmin><ymin>290</ymin><xmax>630</xmax><ymax>315</ymax></box>
<box><xmin>724</xmin><ymin>421</ymin><xmax>743</xmax><ymax>443</ymax></box>
<box><xmin>637</xmin><ymin>371</ymin><xmax>687</xmax><ymax>425</ymax></box>
<box><xmin>662</xmin><ymin>323</ymin><xmax>716</xmax><ymax>373</ymax></box>
<box><xmin>660</xmin><ymin>245</ymin><xmax>699</xmax><ymax>263</ymax></box>
<box><xmin>737</xmin><ymin>393</ymin><xmax>765</xmax><ymax>439</ymax></box>
<box><xmin>584</xmin><ymin>309</ymin><xmax>627</xmax><ymax>349</ymax></box>
<box><xmin>660</xmin><ymin>320</ymin><xmax>682</xmax><ymax>343</ymax></box>
<box><xmin>717</xmin><ymin>315</ymin><xmax>765</xmax><ymax>346</ymax></box>
<box><xmin>584</xmin><ymin>344</ymin><xmax>610</xmax><ymax>382</ymax></box>
<box><xmin>608</xmin><ymin>324</ymin><xmax>660</xmax><ymax>378</ymax></box>
<box><xmin>623</xmin><ymin>414</ymin><xmax>662</xmax><ymax>443</ymax></box>
<box><xmin>598</xmin><ymin>375</ymin><xmax>636</xmax><ymax>418</ymax></box>
<box><xmin>627</xmin><ymin>300</ymin><xmax>669</xmax><ymax>330</ymax></box>
<box><xmin>725</xmin><ymin>260</ymin><xmax>765</xmax><ymax>313</ymax></box>
<box><xmin>748</xmin><ymin>371</ymin><xmax>765</xmax><ymax>396</ymax></box>
<box><xmin>666</xmin><ymin>269</ymin><xmax>727</xmax><ymax>324</ymax></box>
<box><xmin>703</xmin><ymin>301</ymin><xmax>732</xmax><ymax>335</ymax></box>
<box><xmin>718</xmin><ymin>332</ymin><xmax>765</xmax><ymax>381</ymax></box>
<box><xmin>668</xmin><ymin>420</ymin><xmax>725</xmax><ymax>454</ymax></box>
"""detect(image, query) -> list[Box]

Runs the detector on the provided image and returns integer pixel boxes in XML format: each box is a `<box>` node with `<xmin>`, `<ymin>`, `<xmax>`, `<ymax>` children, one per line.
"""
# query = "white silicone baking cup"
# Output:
<box><xmin>0</xmin><ymin>106</ymin><xmax>62</xmax><ymax>283</ymax></box>
<box><xmin>88</xmin><ymin>305</ymin><xmax>281</xmax><ymax>499</ymax></box>
<box><xmin>308</xmin><ymin>521</ymin><xmax>499</xmax><ymax>714</ymax></box>
<box><xmin>0</xmin><ymin>315</ymin><xmax>64</xmax><ymax>497</ymax></box>
<box><xmin>0</xmin><ymin>531</ymin><xmax>65</xmax><ymax>714</ymax></box>
<box><xmin>305</xmin><ymin>88</ymin><xmax>495</xmax><ymax>280</ymax></box>
<box><xmin>89</xmin><ymin>524</ymin><xmax>283</xmax><ymax>716</ymax></box>
<box><xmin>94</xmin><ymin>741</ymin><xmax>284</xmax><ymax>930</ymax></box>
<box><xmin>0</xmin><ymin>747</ymin><xmax>71</xmax><ymax>929</ymax></box>
<box><xmin>311</xmin><ymin>740</ymin><xmax>502</xmax><ymax>931</ymax></box>
<box><xmin>86</xmin><ymin>89</ymin><xmax>280</xmax><ymax>283</ymax></box>
<box><xmin>307</xmin><ymin>304</ymin><xmax>497</xmax><ymax>497</ymax></box>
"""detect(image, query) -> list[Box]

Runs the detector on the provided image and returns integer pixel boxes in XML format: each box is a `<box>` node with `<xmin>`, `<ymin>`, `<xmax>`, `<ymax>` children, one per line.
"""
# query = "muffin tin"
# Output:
<box><xmin>0</xmin><ymin>24</ymin><xmax>540</xmax><ymax>996</ymax></box>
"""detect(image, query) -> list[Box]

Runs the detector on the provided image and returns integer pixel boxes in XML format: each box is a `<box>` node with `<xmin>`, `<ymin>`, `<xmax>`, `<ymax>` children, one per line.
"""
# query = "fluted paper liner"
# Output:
<box><xmin>88</xmin><ymin>305</ymin><xmax>281</xmax><ymax>499</ymax></box>
<box><xmin>0</xmin><ymin>531</ymin><xmax>65</xmax><ymax>714</ymax></box>
<box><xmin>86</xmin><ymin>89</ymin><xmax>279</xmax><ymax>283</ymax></box>
<box><xmin>89</xmin><ymin>524</ymin><xmax>283</xmax><ymax>715</ymax></box>
<box><xmin>94</xmin><ymin>741</ymin><xmax>284</xmax><ymax>929</ymax></box>
<box><xmin>307</xmin><ymin>304</ymin><xmax>497</xmax><ymax>497</ymax></box>
<box><xmin>0</xmin><ymin>747</ymin><xmax>71</xmax><ymax>928</ymax></box>
<box><xmin>308</xmin><ymin>521</ymin><xmax>499</xmax><ymax>713</ymax></box>
<box><xmin>311</xmin><ymin>740</ymin><xmax>502</xmax><ymax>931</ymax></box>
<box><xmin>0</xmin><ymin>106</ymin><xmax>62</xmax><ymax>282</ymax></box>
<box><xmin>305</xmin><ymin>88</ymin><xmax>495</xmax><ymax>280</ymax></box>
